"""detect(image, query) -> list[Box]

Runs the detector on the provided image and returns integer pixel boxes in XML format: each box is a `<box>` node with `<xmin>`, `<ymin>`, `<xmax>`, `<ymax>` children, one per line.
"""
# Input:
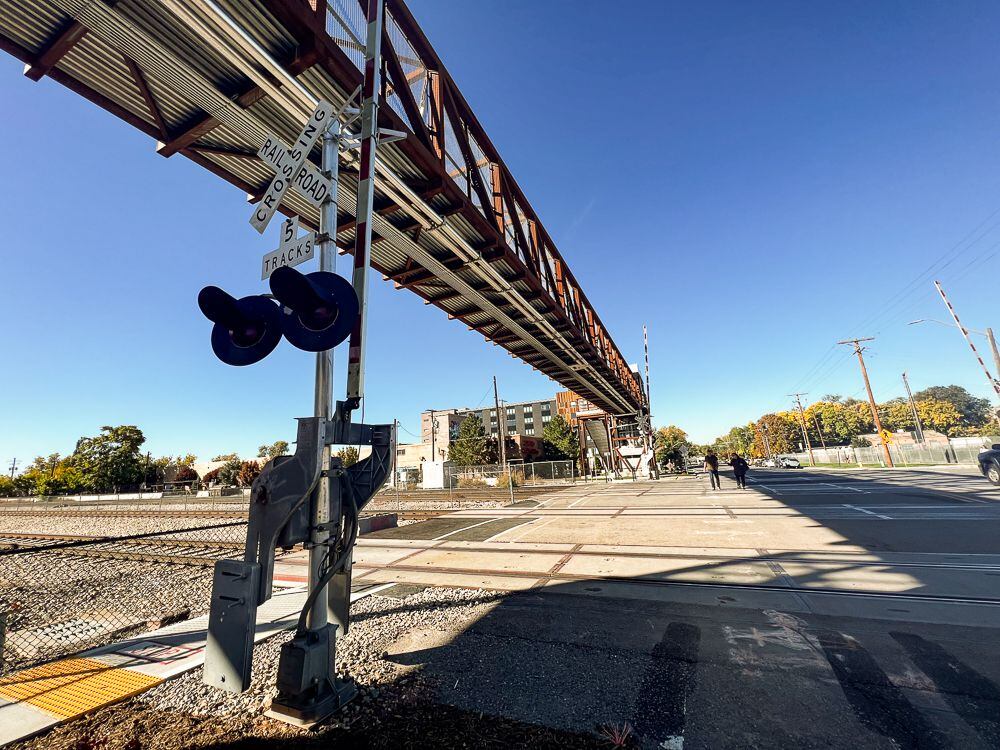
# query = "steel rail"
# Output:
<box><xmin>354</xmin><ymin>539</ymin><xmax>1000</xmax><ymax>572</ymax></box>
<box><xmin>355</xmin><ymin>561</ymin><xmax>1000</xmax><ymax>607</ymax></box>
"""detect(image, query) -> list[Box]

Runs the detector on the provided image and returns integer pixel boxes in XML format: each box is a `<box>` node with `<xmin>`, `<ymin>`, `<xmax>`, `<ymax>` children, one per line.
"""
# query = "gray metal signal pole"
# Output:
<box><xmin>306</xmin><ymin>118</ymin><xmax>341</xmax><ymax>633</ymax></box>
<box><xmin>901</xmin><ymin>371</ymin><xmax>924</xmax><ymax>443</ymax></box>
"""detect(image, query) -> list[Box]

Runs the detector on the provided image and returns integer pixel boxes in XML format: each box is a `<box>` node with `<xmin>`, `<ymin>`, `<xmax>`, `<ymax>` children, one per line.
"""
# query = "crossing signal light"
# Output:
<box><xmin>197</xmin><ymin>287</ymin><xmax>282</xmax><ymax>366</ymax></box>
<box><xmin>269</xmin><ymin>267</ymin><xmax>359</xmax><ymax>352</ymax></box>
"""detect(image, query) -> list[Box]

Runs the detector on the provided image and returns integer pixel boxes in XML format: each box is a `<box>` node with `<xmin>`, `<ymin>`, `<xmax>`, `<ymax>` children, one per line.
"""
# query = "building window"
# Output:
<box><xmin>523</xmin><ymin>404</ymin><xmax>532</xmax><ymax>413</ymax></box>
<box><xmin>525</xmin><ymin>427</ymin><xmax>535</xmax><ymax>435</ymax></box>
<box><xmin>541</xmin><ymin>403</ymin><xmax>551</xmax><ymax>414</ymax></box>
<box><xmin>542</xmin><ymin>415</ymin><xmax>551</xmax><ymax>423</ymax></box>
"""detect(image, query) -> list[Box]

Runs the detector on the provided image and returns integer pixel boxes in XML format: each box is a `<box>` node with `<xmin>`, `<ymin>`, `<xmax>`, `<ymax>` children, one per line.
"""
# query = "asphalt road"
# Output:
<box><xmin>333</xmin><ymin>467</ymin><xmax>1000</xmax><ymax>748</ymax></box>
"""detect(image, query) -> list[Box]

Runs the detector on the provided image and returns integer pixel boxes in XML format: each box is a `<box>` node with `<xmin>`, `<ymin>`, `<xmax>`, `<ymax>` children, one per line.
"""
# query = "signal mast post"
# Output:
<box><xmin>200</xmin><ymin>0</ymin><xmax>396</xmax><ymax>725</ymax></box>
<box><xmin>305</xmin><ymin>118</ymin><xmax>340</xmax><ymax>642</ymax></box>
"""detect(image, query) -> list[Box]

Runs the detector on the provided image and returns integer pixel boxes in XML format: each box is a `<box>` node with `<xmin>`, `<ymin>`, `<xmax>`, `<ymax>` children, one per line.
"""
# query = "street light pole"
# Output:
<box><xmin>988</xmin><ymin>328</ymin><xmax>1000</xmax><ymax>388</ymax></box>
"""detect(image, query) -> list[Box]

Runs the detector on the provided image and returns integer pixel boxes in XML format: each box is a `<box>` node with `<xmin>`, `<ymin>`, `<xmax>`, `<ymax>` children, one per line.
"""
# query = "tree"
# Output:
<box><xmin>19</xmin><ymin>454</ymin><xmax>86</xmax><ymax>496</ymax></box>
<box><xmin>913</xmin><ymin>385</ymin><xmax>991</xmax><ymax>427</ymax></box>
<box><xmin>915</xmin><ymin>397</ymin><xmax>963</xmax><ymax>434</ymax></box>
<box><xmin>878</xmin><ymin>399</ymin><xmax>914</xmax><ymax>432</ymax></box>
<box><xmin>174</xmin><ymin>465</ymin><xmax>198</xmax><ymax>482</ymax></box>
<box><xmin>143</xmin><ymin>456</ymin><xmax>171</xmax><ymax>487</ymax></box>
<box><xmin>754</xmin><ymin>413</ymin><xmax>800</xmax><ymax>455</ymax></box>
<box><xmin>448</xmin><ymin>414</ymin><xmax>489</xmax><ymax>466</ymax></box>
<box><xmin>211</xmin><ymin>452</ymin><xmax>240</xmax><ymax>462</ymax></box>
<box><xmin>542</xmin><ymin>415</ymin><xmax>579</xmax><ymax>461</ymax></box>
<box><xmin>236</xmin><ymin>460</ymin><xmax>262</xmax><ymax>486</ymax></box>
<box><xmin>0</xmin><ymin>475</ymin><xmax>15</xmax><ymax>497</ymax></box>
<box><xmin>654</xmin><ymin>425</ymin><xmax>690</xmax><ymax>466</ymax></box>
<box><xmin>336</xmin><ymin>446</ymin><xmax>359</xmax><ymax>467</ymax></box>
<box><xmin>258</xmin><ymin>441</ymin><xmax>290</xmax><ymax>460</ymax></box>
<box><xmin>202</xmin><ymin>467</ymin><xmax>222</xmax><ymax>484</ymax></box>
<box><xmin>72</xmin><ymin>425</ymin><xmax>147</xmax><ymax>492</ymax></box>
<box><xmin>716</xmin><ymin>424</ymin><xmax>755</xmax><ymax>456</ymax></box>
<box><xmin>804</xmin><ymin>401</ymin><xmax>872</xmax><ymax>444</ymax></box>
<box><xmin>484</xmin><ymin>436</ymin><xmax>522</xmax><ymax>464</ymax></box>
<box><xmin>218</xmin><ymin>457</ymin><xmax>243</xmax><ymax>486</ymax></box>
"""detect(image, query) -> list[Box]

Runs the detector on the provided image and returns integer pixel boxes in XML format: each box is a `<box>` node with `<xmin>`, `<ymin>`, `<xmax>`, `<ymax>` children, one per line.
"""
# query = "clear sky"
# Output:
<box><xmin>2</xmin><ymin>0</ymin><xmax>1000</xmax><ymax>468</ymax></box>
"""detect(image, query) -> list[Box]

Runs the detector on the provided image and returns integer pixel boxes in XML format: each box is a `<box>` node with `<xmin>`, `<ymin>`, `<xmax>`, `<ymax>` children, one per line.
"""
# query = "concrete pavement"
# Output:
<box><xmin>282</xmin><ymin>467</ymin><xmax>1000</xmax><ymax>748</ymax></box>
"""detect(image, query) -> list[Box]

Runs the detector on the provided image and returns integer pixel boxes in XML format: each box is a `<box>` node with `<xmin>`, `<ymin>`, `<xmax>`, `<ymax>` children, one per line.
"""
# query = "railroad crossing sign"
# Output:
<box><xmin>261</xmin><ymin>216</ymin><xmax>315</xmax><ymax>280</ymax></box>
<box><xmin>249</xmin><ymin>100</ymin><xmax>334</xmax><ymax>234</ymax></box>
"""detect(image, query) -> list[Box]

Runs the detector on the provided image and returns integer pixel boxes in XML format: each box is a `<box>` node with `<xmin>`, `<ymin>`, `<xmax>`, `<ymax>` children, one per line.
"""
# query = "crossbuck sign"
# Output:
<box><xmin>249</xmin><ymin>100</ymin><xmax>334</xmax><ymax>234</ymax></box>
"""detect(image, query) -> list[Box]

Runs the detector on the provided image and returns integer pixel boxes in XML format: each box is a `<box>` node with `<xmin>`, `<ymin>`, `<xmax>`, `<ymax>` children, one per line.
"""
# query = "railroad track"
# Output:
<box><xmin>0</xmin><ymin>509</ymin><xmax>452</xmax><ymax>565</ymax></box>
<box><xmin>0</xmin><ymin>508</ymin><xmax>450</xmax><ymax>519</ymax></box>
<box><xmin>0</xmin><ymin>533</ymin><xmax>246</xmax><ymax>566</ymax></box>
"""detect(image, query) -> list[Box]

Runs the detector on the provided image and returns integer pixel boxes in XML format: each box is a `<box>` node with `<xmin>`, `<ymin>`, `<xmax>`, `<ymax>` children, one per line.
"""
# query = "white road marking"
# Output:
<box><xmin>431</xmin><ymin>517</ymin><xmax>499</xmax><ymax>540</ymax></box>
<box><xmin>842</xmin><ymin>504</ymin><xmax>891</xmax><ymax>520</ymax></box>
<box><xmin>482</xmin><ymin>519</ymin><xmax>535</xmax><ymax>542</ymax></box>
<box><xmin>507</xmin><ymin>516</ymin><xmax>563</xmax><ymax>541</ymax></box>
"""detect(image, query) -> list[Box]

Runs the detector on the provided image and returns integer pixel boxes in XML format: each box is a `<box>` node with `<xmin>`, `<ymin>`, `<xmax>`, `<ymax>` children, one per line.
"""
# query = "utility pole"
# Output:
<box><xmin>838</xmin><ymin>337</ymin><xmax>894</xmax><ymax>468</ymax></box>
<box><xmin>428</xmin><ymin>409</ymin><xmax>436</xmax><ymax>461</ymax></box>
<box><xmin>788</xmin><ymin>393</ymin><xmax>816</xmax><ymax>466</ymax></box>
<box><xmin>901</xmin><ymin>371</ymin><xmax>924</xmax><ymax>443</ymax></box>
<box><xmin>8</xmin><ymin>458</ymin><xmax>16</xmax><ymax>479</ymax></box>
<box><xmin>643</xmin><ymin>324</ymin><xmax>658</xmax><ymax>479</ymax></box>
<box><xmin>760</xmin><ymin>422</ymin><xmax>775</xmax><ymax>463</ymax></box>
<box><xmin>934</xmin><ymin>281</ymin><xmax>1000</xmax><ymax>421</ymax></box>
<box><xmin>493</xmin><ymin>376</ymin><xmax>507</xmax><ymax>468</ymax></box>
<box><xmin>811</xmin><ymin>413</ymin><xmax>828</xmax><ymax>449</ymax></box>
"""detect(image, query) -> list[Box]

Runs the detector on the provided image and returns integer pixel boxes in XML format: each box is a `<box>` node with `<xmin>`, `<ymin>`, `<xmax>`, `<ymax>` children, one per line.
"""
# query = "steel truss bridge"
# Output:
<box><xmin>0</xmin><ymin>0</ymin><xmax>646</xmax><ymax>417</ymax></box>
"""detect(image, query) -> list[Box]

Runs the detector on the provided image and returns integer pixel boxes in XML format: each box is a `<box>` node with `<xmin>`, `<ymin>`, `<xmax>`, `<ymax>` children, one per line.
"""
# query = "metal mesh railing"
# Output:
<box><xmin>790</xmin><ymin>437</ymin><xmax>1000</xmax><ymax>468</ymax></box>
<box><xmin>0</xmin><ymin>518</ymin><xmax>249</xmax><ymax>676</ymax></box>
<box><xmin>444</xmin><ymin>461</ymin><xmax>576</xmax><ymax>488</ymax></box>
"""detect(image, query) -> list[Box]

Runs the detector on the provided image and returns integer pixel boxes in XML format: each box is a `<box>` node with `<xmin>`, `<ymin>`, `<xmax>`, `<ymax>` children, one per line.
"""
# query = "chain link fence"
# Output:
<box><xmin>789</xmin><ymin>436</ymin><xmax>1000</xmax><ymax>468</ymax></box>
<box><xmin>443</xmin><ymin>461</ymin><xmax>575</xmax><ymax>489</ymax></box>
<box><xmin>0</xmin><ymin>509</ymin><xmax>250</xmax><ymax>677</ymax></box>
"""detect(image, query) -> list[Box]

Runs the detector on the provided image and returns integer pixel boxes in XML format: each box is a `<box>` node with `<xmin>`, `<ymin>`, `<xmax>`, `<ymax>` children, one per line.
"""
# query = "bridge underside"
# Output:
<box><xmin>0</xmin><ymin>0</ymin><xmax>644</xmax><ymax>416</ymax></box>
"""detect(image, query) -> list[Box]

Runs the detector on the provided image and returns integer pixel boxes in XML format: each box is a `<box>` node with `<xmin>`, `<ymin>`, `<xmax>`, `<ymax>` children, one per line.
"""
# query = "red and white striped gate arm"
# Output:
<box><xmin>934</xmin><ymin>280</ymin><xmax>1000</xmax><ymax>402</ymax></box>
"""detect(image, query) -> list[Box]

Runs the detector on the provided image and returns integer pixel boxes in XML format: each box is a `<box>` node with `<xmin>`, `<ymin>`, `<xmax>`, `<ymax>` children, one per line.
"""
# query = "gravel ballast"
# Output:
<box><xmin>9</xmin><ymin>587</ymin><xmax>612</xmax><ymax>750</ymax></box>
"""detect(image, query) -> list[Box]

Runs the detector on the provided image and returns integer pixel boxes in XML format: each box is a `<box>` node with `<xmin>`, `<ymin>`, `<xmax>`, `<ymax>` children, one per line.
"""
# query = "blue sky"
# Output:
<box><xmin>2</xmin><ymin>0</ymin><xmax>1000</xmax><ymax>467</ymax></box>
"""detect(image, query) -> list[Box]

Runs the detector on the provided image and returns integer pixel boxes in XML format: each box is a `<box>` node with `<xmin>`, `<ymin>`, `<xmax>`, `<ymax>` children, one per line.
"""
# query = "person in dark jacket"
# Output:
<box><xmin>704</xmin><ymin>450</ymin><xmax>721</xmax><ymax>490</ymax></box>
<box><xmin>730</xmin><ymin>453</ymin><xmax>749</xmax><ymax>489</ymax></box>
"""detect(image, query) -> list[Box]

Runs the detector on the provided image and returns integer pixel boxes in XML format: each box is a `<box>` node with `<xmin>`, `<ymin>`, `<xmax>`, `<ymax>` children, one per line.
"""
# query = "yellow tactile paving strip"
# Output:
<box><xmin>0</xmin><ymin>658</ymin><xmax>161</xmax><ymax>719</ymax></box>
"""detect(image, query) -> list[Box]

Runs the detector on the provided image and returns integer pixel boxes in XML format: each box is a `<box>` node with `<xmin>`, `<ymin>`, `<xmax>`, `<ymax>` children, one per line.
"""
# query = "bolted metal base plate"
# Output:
<box><xmin>265</xmin><ymin>677</ymin><xmax>357</xmax><ymax>727</ymax></box>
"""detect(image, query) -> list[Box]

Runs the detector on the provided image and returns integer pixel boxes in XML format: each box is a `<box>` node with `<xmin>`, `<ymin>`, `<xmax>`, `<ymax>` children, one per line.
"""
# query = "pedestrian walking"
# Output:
<box><xmin>730</xmin><ymin>452</ymin><xmax>749</xmax><ymax>489</ymax></box>
<box><xmin>704</xmin><ymin>450</ymin><xmax>721</xmax><ymax>490</ymax></box>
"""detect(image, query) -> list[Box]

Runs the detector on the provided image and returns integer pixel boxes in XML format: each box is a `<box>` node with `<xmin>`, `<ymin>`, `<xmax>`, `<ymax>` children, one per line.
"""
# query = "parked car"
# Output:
<box><xmin>777</xmin><ymin>456</ymin><xmax>801</xmax><ymax>469</ymax></box>
<box><xmin>978</xmin><ymin>444</ymin><xmax>1000</xmax><ymax>486</ymax></box>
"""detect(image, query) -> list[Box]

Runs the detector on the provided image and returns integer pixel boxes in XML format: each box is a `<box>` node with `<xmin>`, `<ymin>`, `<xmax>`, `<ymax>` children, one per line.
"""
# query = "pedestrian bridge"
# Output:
<box><xmin>0</xmin><ymin>0</ymin><xmax>646</xmax><ymax>417</ymax></box>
